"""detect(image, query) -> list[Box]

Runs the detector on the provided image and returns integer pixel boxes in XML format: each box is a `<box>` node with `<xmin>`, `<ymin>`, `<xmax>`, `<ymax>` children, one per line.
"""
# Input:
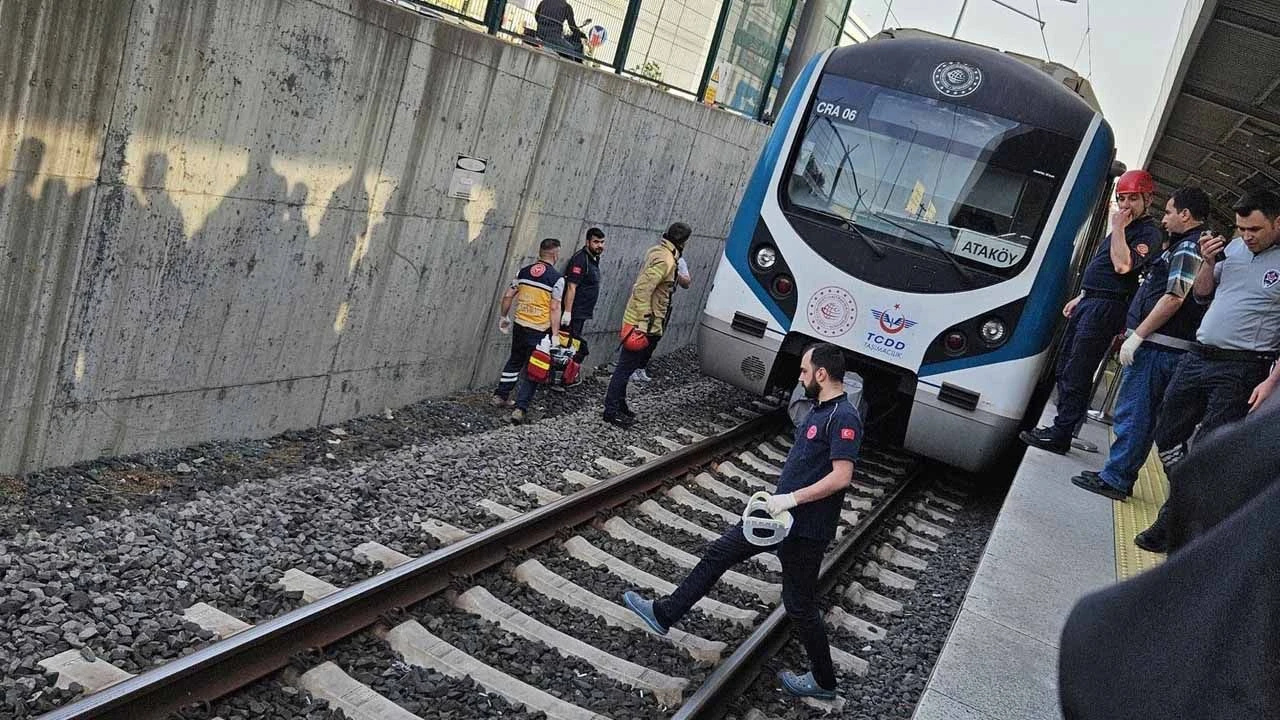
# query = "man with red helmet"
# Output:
<box><xmin>1021</xmin><ymin>169</ymin><xmax>1163</xmax><ymax>454</ymax></box>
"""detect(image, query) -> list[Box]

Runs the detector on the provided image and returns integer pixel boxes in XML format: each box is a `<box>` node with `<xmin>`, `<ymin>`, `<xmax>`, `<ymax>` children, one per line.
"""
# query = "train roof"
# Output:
<box><xmin>870</xmin><ymin>28</ymin><xmax>1102</xmax><ymax>114</ymax></box>
<box><xmin>821</xmin><ymin>29</ymin><xmax>1103</xmax><ymax>139</ymax></box>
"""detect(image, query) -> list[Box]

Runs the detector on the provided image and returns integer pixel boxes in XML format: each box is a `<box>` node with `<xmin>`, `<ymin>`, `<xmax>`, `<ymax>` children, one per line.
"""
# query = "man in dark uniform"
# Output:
<box><xmin>561</xmin><ymin>227</ymin><xmax>605</xmax><ymax>372</ymax></box>
<box><xmin>1021</xmin><ymin>169</ymin><xmax>1162</xmax><ymax>454</ymax></box>
<box><xmin>622</xmin><ymin>343</ymin><xmax>863</xmax><ymax>701</ymax></box>
<box><xmin>492</xmin><ymin>238</ymin><xmax>565</xmax><ymax>424</ymax></box>
<box><xmin>1071</xmin><ymin>187</ymin><xmax>1210</xmax><ymax>500</ymax></box>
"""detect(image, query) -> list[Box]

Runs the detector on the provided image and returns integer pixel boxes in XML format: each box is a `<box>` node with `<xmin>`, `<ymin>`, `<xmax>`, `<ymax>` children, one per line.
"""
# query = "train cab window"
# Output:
<box><xmin>784</xmin><ymin>74</ymin><xmax>1077</xmax><ymax>292</ymax></box>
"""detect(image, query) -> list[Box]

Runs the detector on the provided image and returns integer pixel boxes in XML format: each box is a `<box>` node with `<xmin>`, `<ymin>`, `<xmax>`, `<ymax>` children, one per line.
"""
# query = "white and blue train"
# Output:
<box><xmin>699</xmin><ymin>30</ymin><xmax>1119</xmax><ymax>471</ymax></box>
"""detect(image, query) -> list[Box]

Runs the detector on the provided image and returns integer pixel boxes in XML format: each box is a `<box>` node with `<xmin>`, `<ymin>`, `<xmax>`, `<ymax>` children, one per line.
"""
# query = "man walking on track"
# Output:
<box><xmin>622</xmin><ymin>343</ymin><xmax>863</xmax><ymax>701</ymax></box>
<box><xmin>492</xmin><ymin>238</ymin><xmax>565</xmax><ymax>424</ymax></box>
<box><xmin>561</xmin><ymin>227</ymin><xmax>605</xmax><ymax>374</ymax></box>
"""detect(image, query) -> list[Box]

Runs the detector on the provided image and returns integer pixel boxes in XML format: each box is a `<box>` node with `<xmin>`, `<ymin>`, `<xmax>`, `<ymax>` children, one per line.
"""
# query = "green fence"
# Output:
<box><xmin>391</xmin><ymin>0</ymin><xmax>861</xmax><ymax>121</ymax></box>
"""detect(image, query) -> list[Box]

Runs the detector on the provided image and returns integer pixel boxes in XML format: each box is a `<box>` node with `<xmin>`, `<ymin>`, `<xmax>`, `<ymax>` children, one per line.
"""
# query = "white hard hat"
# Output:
<box><xmin>741</xmin><ymin>491</ymin><xmax>793</xmax><ymax>547</ymax></box>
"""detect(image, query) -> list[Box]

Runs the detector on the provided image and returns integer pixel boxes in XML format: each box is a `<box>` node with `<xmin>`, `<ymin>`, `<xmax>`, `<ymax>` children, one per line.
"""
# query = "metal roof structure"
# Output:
<box><xmin>1140</xmin><ymin>0</ymin><xmax>1280</xmax><ymax>228</ymax></box>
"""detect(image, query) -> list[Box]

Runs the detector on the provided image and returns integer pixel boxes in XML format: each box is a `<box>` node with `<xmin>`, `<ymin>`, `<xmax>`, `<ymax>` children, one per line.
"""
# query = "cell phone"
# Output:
<box><xmin>1202</xmin><ymin>229</ymin><xmax>1227</xmax><ymax>263</ymax></box>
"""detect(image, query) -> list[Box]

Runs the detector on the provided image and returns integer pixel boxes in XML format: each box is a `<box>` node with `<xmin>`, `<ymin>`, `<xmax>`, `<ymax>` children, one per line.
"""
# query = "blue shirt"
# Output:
<box><xmin>1081</xmin><ymin>217</ymin><xmax>1162</xmax><ymax>296</ymax></box>
<box><xmin>777</xmin><ymin>393</ymin><xmax>863</xmax><ymax>542</ymax></box>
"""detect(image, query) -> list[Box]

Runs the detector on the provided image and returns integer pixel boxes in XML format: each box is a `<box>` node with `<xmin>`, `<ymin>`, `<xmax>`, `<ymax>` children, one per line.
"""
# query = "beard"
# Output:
<box><xmin>803</xmin><ymin>378</ymin><xmax>821</xmax><ymax>399</ymax></box>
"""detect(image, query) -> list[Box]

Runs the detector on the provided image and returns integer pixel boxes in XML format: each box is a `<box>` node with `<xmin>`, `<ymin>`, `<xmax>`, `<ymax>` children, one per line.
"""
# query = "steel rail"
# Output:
<box><xmin>671</xmin><ymin>462</ymin><xmax>928</xmax><ymax>719</ymax></box>
<box><xmin>37</xmin><ymin>409</ymin><xmax>786</xmax><ymax>720</ymax></box>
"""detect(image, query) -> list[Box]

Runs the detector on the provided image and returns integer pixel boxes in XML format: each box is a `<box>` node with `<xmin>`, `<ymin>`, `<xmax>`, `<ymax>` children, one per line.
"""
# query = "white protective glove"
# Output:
<box><xmin>1118</xmin><ymin>332</ymin><xmax>1144</xmax><ymax>367</ymax></box>
<box><xmin>765</xmin><ymin>492</ymin><xmax>798</xmax><ymax>517</ymax></box>
<box><xmin>498</xmin><ymin>316</ymin><xmax>512</xmax><ymax>334</ymax></box>
<box><xmin>676</xmin><ymin>256</ymin><xmax>690</xmax><ymax>281</ymax></box>
<box><xmin>561</xmin><ymin>310</ymin><xmax>572</xmax><ymax>326</ymax></box>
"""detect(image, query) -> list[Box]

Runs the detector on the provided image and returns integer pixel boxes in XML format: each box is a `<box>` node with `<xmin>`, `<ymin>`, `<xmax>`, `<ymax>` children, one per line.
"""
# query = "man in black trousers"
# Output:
<box><xmin>621</xmin><ymin>343</ymin><xmax>863</xmax><ymax>701</ymax></box>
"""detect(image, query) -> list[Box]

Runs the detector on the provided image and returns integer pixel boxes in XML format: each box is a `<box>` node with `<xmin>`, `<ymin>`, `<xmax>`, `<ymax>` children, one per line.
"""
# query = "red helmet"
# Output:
<box><xmin>1116</xmin><ymin>169</ymin><xmax>1155</xmax><ymax>195</ymax></box>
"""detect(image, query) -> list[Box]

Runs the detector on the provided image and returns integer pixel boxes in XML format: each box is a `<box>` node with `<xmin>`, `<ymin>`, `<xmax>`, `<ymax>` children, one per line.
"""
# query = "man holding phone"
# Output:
<box><xmin>1135</xmin><ymin>190</ymin><xmax>1280</xmax><ymax>553</ymax></box>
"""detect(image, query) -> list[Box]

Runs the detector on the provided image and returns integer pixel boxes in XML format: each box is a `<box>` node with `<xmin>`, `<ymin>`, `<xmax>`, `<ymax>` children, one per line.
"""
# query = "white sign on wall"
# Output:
<box><xmin>449</xmin><ymin>155</ymin><xmax>488</xmax><ymax>201</ymax></box>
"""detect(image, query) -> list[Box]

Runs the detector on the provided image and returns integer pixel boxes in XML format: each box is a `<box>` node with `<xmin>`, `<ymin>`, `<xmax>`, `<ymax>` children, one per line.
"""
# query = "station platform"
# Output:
<box><xmin>912</xmin><ymin>408</ymin><xmax>1169</xmax><ymax>720</ymax></box>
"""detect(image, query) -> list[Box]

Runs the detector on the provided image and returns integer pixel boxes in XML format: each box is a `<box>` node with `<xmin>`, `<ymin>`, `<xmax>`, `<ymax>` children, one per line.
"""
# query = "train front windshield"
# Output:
<box><xmin>785</xmin><ymin>74</ymin><xmax>1078</xmax><ymax>290</ymax></box>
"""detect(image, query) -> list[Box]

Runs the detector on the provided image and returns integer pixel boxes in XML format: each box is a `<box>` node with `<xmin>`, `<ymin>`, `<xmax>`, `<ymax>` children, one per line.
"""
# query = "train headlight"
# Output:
<box><xmin>980</xmin><ymin>318</ymin><xmax>1008</xmax><ymax>346</ymax></box>
<box><xmin>753</xmin><ymin>246</ymin><xmax>778</xmax><ymax>271</ymax></box>
<box><xmin>943</xmin><ymin>331</ymin><xmax>968</xmax><ymax>356</ymax></box>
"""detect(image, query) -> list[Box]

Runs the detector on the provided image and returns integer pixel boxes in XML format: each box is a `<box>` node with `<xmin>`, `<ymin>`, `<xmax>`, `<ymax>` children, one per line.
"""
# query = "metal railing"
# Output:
<box><xmin>387</xmin><ymin>0</ymin><xmax>860</xmax><ymax>121</ymax></box>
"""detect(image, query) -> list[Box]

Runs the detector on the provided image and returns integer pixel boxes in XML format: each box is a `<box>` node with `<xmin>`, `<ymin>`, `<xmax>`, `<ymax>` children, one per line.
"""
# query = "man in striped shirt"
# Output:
<box><xmin>1071</xmin><ymin>187</ymin><xmax>1210</xmax><ymax>501</ymax></box>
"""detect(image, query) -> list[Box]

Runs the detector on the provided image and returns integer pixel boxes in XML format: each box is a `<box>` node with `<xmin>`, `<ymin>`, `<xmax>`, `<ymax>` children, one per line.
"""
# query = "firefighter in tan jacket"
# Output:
<box><xmin>603</xmin><ymin>222</ymin><xmax>691</xmax><ymax>427</ymax></box>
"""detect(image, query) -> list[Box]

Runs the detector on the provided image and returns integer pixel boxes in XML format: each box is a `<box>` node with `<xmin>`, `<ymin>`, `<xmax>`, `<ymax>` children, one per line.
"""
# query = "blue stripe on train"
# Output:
<box><xmin>918</xmin><ymin>119</ymin><xmax>1114</xmax><ymax>377</ymax></box>
<box><xmin>723</xmin><ymin>53</ymin><xmax>825</xmax><ymax>330</ymax></box>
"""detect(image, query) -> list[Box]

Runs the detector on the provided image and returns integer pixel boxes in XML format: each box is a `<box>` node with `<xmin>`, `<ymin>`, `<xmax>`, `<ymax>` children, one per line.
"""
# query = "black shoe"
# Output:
<box><xmin>620</xmin><ymin>406</ymin><xmax>636</xmax><ymax>419</ymax></box>
<box><xmin>1134</xmin><ymin>521</ymin><xmax>1169</xmax><ymax>554</ymax></box>
<box><xmin>1078</xmin><ymin>470</ymin><xmax>1101</xmax><ymax>481</ymax></box>
<box><xmin>1071</xmin><ymin>473</ymin><xmax>1128</xmax><ymax>501</ymax></box>
<box><xmin>603</xmin><ymin>413</ymin><xmax>637</xmax><ymax>429</ymax></box>
<box><xmin>1019</xmin><ymin>427</ymin><xmax>1070</xmax><ymax>454</ymax></box>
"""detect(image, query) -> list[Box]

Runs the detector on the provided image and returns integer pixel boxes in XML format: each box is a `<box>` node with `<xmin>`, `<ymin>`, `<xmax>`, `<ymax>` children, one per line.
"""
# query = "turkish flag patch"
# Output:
<box><xmin>840</xmin><ymin>428</ymin><xmax>857</xmax><ymax>441</ymax></box>
<box><xmin>806</xmin><ymin>425</ymin><xmax>818</xmax><ymax>440</ymax></box>
<box><xmin>571</xmin><ymin>266</ymin><xmax>582</xmax><ymax>274</ymax></box>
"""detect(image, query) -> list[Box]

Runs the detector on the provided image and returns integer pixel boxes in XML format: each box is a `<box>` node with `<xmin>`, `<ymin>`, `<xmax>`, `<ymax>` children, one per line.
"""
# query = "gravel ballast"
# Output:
<box><xmin>0</xmin><ymin>349</ymin><xmax>758</xmax><ymax>719</ymax></box>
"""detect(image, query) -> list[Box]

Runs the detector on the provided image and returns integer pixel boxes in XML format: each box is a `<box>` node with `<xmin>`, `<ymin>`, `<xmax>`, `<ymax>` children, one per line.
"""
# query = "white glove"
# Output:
<box><xmin>676</xmin><ymin>257</ymin><xmax>689</xmax><ymax>278</ymax></box>
<box><xmin>498</xmin><ymin>316</ymin><xmax>512</xmax><ymax>334</ymax></box>
<box><xmin>765</xmin><ymin>492</ymin><xmax>798</xmax><ymax>517</ymax></box>
<box><xmin>1119</xmin><ymin>332</ymin><xmax>1144</xmax><ymax>367</ymax></box>
<box><xmin>561</xmin><ymin>310</ymin><xmax>572</xmax><ymax>326</ymax></box>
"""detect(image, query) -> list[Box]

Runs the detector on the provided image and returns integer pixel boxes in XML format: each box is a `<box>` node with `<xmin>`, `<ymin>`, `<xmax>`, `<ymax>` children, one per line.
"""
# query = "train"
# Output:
<box><xmin>699</xmin><ymin>29</ymin><xmax>1120</xmax><ymax>471</ymax></box>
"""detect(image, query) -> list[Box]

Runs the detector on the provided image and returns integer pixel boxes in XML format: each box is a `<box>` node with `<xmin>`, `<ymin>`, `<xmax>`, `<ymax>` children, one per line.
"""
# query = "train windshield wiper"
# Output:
<box><xmin>807</xmin><ymin>207</ymin><xmax>886</xmax><ymax>259</ymax></box>
<box><xmin>862</xmin><ymin>209</ymin><xmax>978</xmax><ymax>288</ymax></box>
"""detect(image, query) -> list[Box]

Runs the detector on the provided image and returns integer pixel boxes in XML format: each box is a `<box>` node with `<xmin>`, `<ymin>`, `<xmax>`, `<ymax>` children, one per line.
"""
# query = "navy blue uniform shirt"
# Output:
<box><xmin>777</xmin><ymin>392</ymin><xmax>863</xmax><ymax>543</ymax></box>
<box><xmin>1081</xmin><ymin>216</ymin><xmax>1162</xmax><ymax>296</ymax></box>
<box><xmin>565</xmin><ymin>248</ymin><xmax>602</xmax><ymax>319</ymax></box>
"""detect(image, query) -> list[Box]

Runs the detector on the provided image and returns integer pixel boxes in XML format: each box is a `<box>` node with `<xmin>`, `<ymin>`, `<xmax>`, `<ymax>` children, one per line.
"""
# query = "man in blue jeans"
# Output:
<box><xmin>622</xmin><ymin>343</ymin><xmax>862</xmax><ymax>701</ymax></box>
<box><xmin>1072</xmin><ymin>187</ymin><xmax>1210</xmax><ymax>500</ymax></box>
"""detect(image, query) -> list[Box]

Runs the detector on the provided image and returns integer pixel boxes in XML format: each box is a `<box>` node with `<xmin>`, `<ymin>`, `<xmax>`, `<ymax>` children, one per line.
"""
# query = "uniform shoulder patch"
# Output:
<box><xmin>1264</xmin><ymin>269</ymin><xmax>1279</xmax><ymax>288</ymax></box>
<box><xmin>1135</xmin><ymin>243</ymin><xmax>1149</xmax><ymax>257</ymax></box>
<box><xmin>840</xmin><ymin>428</ymin><xmax>857</xmax><ymax>441</ymax></box>
<box><xmin>530</xmin><ymin>263</ymin><xmax>546</xmax><ymax>278</ymax></box>
<box><xmin>571</xmin><ymin>265</ymin><xmax>583</xmax><ymax>274</ymax></box>
<box><xmin>806</xmin><ymin>425</ymin><xmax>818</xmax><ymax>440</ymax></box>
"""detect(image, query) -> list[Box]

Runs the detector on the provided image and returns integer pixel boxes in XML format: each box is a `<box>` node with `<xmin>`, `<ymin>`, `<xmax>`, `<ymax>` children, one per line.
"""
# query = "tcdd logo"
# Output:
<box><xmin>865</xmin><ymin>332</ymin><xmax>906</xmax><ymax>351</ymax></box>
<box><xmin>870</xmin><ymin>305</ymin><xmax>917</xmax><ymax>335</ymax></box>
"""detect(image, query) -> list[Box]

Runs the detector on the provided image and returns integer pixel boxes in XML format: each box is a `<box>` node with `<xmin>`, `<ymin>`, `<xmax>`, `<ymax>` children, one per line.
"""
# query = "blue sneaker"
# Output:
<box><xmin>622</xmin><ymin>591</ymin><xmax>668</xmax><ymax>635</ymax></box>
<box><xmin>778</xmin><ymin>670</ymin><xmax>837</xmax><ymax>700</ymax></box>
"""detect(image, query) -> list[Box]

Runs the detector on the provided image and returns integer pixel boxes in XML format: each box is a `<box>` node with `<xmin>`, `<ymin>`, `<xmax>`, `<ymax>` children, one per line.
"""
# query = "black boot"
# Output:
<box><xmin>1019</xmin><ymin>426</ymin><xmax>1070</xmax><ymax>454</ymax></box>
<box><xmin>1134</xmin><ymin>507</ymin><xmax>1170</xmax><ymax>553</ymax></box>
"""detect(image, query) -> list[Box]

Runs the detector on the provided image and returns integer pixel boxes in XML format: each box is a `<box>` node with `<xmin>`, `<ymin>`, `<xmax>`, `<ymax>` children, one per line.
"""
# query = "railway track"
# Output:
<box><xmin>33</xmin><ymin>399</ymin><xmax>966</xmax><ymax>720</ymax></box>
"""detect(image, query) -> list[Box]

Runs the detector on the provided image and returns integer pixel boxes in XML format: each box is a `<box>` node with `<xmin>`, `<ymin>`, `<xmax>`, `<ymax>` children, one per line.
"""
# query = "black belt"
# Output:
<box><xmin>1081</xmin><ymin>288</ymin><xmax>1129</xmax><ymax>302</ymax></box>
<box><xmin>1191</xmin><ymin>343</ymin><xmax>1278</xmax><ymax>364</ymax></box>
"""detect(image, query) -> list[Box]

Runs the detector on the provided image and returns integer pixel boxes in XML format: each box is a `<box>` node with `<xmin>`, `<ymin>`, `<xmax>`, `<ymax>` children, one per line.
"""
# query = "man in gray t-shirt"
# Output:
<box><xmin>1135</xmin><ymin>190</ymin><xmax>1280</xmax><ymax>554</ymax></box>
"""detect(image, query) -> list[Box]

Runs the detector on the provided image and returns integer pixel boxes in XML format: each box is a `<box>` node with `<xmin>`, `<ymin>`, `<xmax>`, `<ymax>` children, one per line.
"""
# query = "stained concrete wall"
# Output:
<box><xmin>0</xmin><ymin>0</ymin><xmax>769</xmax><ymax>474</ymax></box>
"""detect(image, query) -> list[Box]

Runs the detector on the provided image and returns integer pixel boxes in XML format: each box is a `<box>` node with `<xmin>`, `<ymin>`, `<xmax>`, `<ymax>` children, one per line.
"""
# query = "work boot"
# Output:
<box><xmin>1134</xmin><ymin>508</ymin><xmax>1170</xmax><ymax>553</ymax></box>
<box><xmin>1019</xmin><ymin>427</ymin><xmax>1070</xmax><ymax>454</ymax></box>
<box><xmin>603</xmin><ymin>412</ymin><xmax>636</xmax><ymax>429</ymax></box>
<box><xmin>620</xmin><ymin>404</ymin><xmax>636</xmax><ymax>419</ymax></box>
<box><xmin>510</xmin><ymin>409</ymin><xmax>525</xmax><ymax>425</ymax></box>
<box><xmin>631</xmin><ymin>369</ymin><xmax>652</xmax><ymax>383</ymax></box>
<box><xmin>491</xmin><ymin>395</ymin><xmax>514</xmax><ymax>408</ymax></box>
<box><xmin>622</xmin><ymin>591</ymin><xmax>668</xmax><ymax>635</ymax></box>
<box><xmin>1071</xmin><ymin>473</ymin><xmax>1128</xmax><ymax>501</ymax></box>
<box><xmin>778</xmin><ymin>670</ymin><xmax>837</xmax><ymax>700</ymax></box>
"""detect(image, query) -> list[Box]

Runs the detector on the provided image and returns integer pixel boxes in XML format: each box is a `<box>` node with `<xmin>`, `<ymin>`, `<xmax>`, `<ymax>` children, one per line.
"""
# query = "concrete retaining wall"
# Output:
<box><xmin>0</xmin><ymin>0</ymin><xmax>769</xmax><ymax>474</ymax></box>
